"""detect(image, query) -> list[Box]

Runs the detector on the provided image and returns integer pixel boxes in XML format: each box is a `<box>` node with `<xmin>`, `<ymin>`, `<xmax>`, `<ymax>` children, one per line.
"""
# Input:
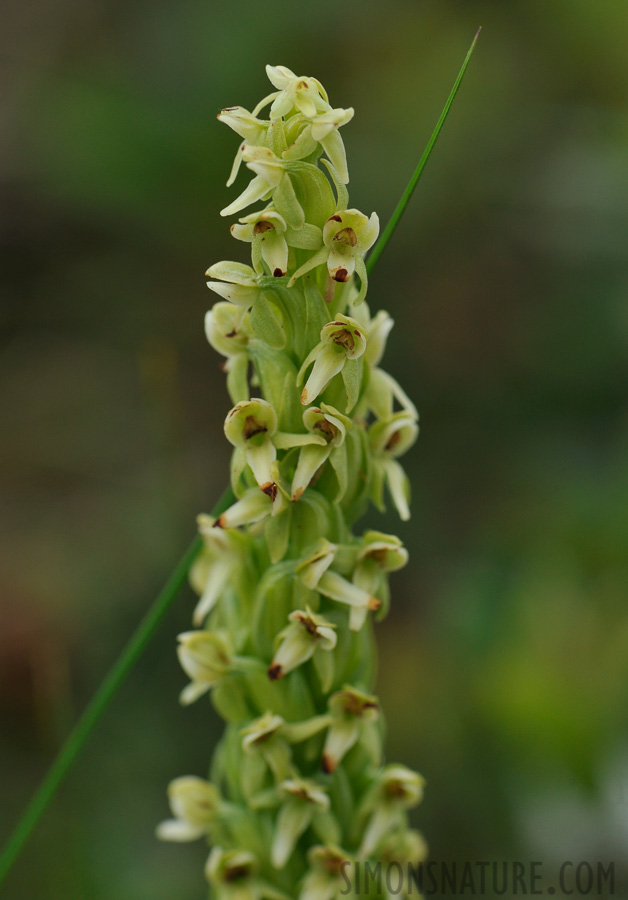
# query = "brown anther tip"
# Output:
<box><xmin>292</xmin><ymin>487</ymin><xmax>304</xmax><ymax>502</ymax></box>
<box><xmin>300</xmin><ymin>388</ymin><xmax>308</xmax><ymax>404</ymax></box>
<box><xmin>321</xmin><ymin>754</ymin><xmax>336</xmax><ymax>774</ymax></box>
<box><xmin>213</xmin><ymin>516</ymin><xmax>226</xmax><ymax>528</ymax></box>
<box><xmin>273</xmin><ymin>268</ymin><xmax>285</xmax><ymax>278</ymax></box>
<box><xmin>329</xmin><ymin>214</ymin><xmax>342</xmax><ymax>223</ymax></box>
<box><xmin>368</xmin><ymin>597</ymin><xmax>382</xmax><ymax>610</ymax></box>
<box><xmin>261</xmin><ymin>482</ymin><xmax>278</xmax><ymax>502</ymax></box>
<box><xmin>333</xmin><ymin>268</ymin><xmax>349</xmax><ymax>283</ymax></box>
<box><xmin>268</xmin><ymin>664</ymin><xmax>283</xmax><ymax>681</ymax></box>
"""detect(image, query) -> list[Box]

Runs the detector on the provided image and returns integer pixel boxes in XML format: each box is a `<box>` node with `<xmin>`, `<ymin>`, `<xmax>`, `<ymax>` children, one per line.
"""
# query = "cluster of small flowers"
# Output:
<box><xmin>158</xmin><ymin>66</ymin><xmax>425</xmax><ymax>899</ymax></box>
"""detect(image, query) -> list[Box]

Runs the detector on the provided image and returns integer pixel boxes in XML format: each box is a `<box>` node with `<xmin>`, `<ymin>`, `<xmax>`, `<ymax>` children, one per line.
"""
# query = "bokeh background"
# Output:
<box><xmin>2</xmin><ymin>1</ymin><xmax>628</xmax><ymax>897</ymax></box>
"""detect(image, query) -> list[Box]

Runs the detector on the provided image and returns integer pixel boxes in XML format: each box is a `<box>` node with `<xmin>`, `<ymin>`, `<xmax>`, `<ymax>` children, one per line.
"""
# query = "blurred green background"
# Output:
<box><xmin>2</xmin><ymin>0</ymin><xmax>628</xmax><ymax>897</ymax></box>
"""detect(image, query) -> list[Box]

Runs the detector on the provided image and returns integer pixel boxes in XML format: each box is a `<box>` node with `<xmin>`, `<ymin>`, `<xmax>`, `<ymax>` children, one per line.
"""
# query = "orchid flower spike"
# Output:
<box><xmin>162</xmin><ymin>64</ymin><xmax>427</xmax><ymax>897</ymax></box>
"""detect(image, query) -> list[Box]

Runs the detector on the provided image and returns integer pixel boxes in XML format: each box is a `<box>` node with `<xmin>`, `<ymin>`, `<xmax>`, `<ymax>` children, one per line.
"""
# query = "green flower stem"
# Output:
<box><xmin>366</xmin><ymin>27</ymin><xmax>481</xmax><ymax>276</ymax></box>
<box><xmin>0</xmin><ymin>485</ymin><xmax>234</xmax><ymax>888</ymax></box>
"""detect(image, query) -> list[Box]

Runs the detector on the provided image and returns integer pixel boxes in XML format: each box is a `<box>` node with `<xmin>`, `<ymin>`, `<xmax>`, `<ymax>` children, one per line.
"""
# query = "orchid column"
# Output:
<box><xmin>158</xmin><ymin>65</ymin><xmax>426</xmax><ymax>899</ymax></box>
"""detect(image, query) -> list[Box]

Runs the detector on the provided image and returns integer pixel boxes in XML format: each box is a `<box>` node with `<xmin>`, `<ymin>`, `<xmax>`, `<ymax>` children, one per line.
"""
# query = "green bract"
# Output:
<box><xmin>158</xmin><ymin>65</ymin><xmax>424</xmax><ymax>898</ymax></box>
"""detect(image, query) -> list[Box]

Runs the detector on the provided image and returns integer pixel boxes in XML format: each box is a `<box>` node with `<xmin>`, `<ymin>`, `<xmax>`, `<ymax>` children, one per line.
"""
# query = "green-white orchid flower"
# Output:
<box><xmin>348</xmin><ymin>531</ymin><xmax>408</xmax><ymax>631</ymax></box>
<box><xmin>204</xmin><ymin>301</ymin><xmax>251</xmax><ymax>404</ymax></box>
<box><xmin>377</xmin><ymin>829</ymin><xmax>429</xmax><ymax>899</ymax></box>
<box><xmin>156</xmin><ymin>776</ymin><xmax>221</xmax><ymax>842</ymax></box>
<box><xmin>206</xmin><ymin>261</ymin><xmax>265</xmax><ymax>307</ymax></box>
<box><xmin>272</xmin><ymin>777</ymin><xmax>330</xmax><ymax>869</ymax></box>
<box><xmin>214</xmin><ymin>486</ymin><xmax>274</xmax><ymax>529</ymax></box>
<box><xmin>299</xmin><ymin>845</ymin><xmax>354</xmax><ymax>900</ymax></box>
<box><xmin>289</xmin><ymin>210</ymin><xmax>379</xmax><ymax>305</ymax></box>
<box><xmin>369</xmin><ymin>412</ymin><xmax>419</xmax><ymax>521</ymax></box>
<box><xmin>321</xmin><ymin>685</ymin><xmax>380</xmax><ymax>774</ymax></box>
<box><xmin>296</xmin><ymin>539</ymin><xmax>381</xmax><ymax>630</ymax></box>
<box><xmin>205</xmin><ymin>301</ymin><xmax>249</xmax><ymax>357</ymax></box>
<box><xmin>283</xmin><ymin>107</ymin><xmax>354</xmax><ymax>184</ymax></box>
<box><xmin>177</xmin><ymin>629</ymin><xmax>233</xmax><ymax>705</ymax></box>
<box><xmin>189</xmin><ymin>514</ymin><xmax>249</xmax><ymax>626</ymax></box>
<box><xmin>268</xmin><ymin>606</ymin><xmax>337</xmax><ymax>681</ymax></box>
<box><xmin>206</xmin><ymin>847</ymin><xmax>291</xmax><ymax>900</ymax></box>
<box><xmin>217</xmin><ymin>106</ymin><xmax>270</xmax><ymax>187</ymax></box>
<box><xmin>241</xmin><ymin>711</ymin><xmax>331</xmax><ymax>786</ymax></box>
<box><xmin>297</xmin><ymin>315</ymin><xmax>368</xmax><ymax>406</ymax></box>
<box><xmin>222</xmin><ymin>145</ymin><xmax>306</xmax><ymax>229</ymax></box>
<box><xmin>357</xmin><ymin>309</ymin><xmax>419</xmax><ymax>420</ymax></box>
<box><xmin>358</xmin><ymin>765</ymin><xmax>426</xmax><ymax>858</ymax></box>
<box><xmin>231</xmin><ymin>209</ymin><xmax>290</xmax><ymax>278</ymax></box>
<box><xmin>291</xmin><ymin>404</ymin><xmax>351</xmax><ymax>501</ymax></box>
<box><xmin>255</xmin><ymin>65</ymin><xmax>331</xmax><ymax>120</ymax></box>
<box><xmin>224</xmin><ymin>399</ymin><xmax>279</xmax><ymax>498</ymax></box>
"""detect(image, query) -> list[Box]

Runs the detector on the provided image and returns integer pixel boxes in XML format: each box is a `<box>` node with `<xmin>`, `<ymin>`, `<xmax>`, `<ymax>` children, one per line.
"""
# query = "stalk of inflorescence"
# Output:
<box><xmin>157</xmin><ymin>65</ymin><xmax>427</xmax><ymax>900</ymax></box>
